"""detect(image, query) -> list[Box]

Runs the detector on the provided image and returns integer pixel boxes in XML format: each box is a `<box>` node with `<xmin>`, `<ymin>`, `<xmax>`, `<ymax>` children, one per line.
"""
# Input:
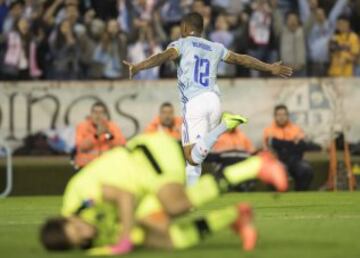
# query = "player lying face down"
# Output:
<box><xmin>40</xmin><ymin>184</ymin><xmax>138</xmax><ymax>253</ymax></box>
<box><xmin>40</xmin><ymin>191</ymin><xmax>258</xmax><ymax>254</ymax></box>
<box><xmin>40</xmin><ymin>133</ymin><xmax>288</xmax><ymax>254</ymax></box>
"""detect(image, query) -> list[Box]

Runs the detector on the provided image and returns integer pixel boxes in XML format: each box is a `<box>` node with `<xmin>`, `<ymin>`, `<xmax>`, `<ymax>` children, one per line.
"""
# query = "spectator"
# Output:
<box><xmin>0</xmin><ymin>0</ymin><xmax>359</xmax><ymax>80</ymax></box>
<box><xmin>280</xmin><ymin>12</ymin><xmax>306</xmax><ymax>77</ymax></box>
<box><xmin>117</xmin><ymin>0</ymin><xmax>154</xmax><ymax>39</ymax></box>
<box><xmin>43</xmin><ymin>0</ymin><xmax>80</xmax><ymax>27</ymax></box>
<box><xmin>64</xmin><ymin>2</ymin><xmax>80</xmax><ymax>27</ymax></box>
<box><xmin>226</xmin><ymin>11</ymin><xmax>248</xmax><ymax>49</ymax></box>
<box><xmin>211</xmin><ymin>0</ymin><xmax>246</xmax><ymax>15</ymax></box>
<box><xmin>226</xmin><ymin>11</ymin><xmax>250</xmax><ymax>77</ymax></box>
<box><xmin>145</xmin><ymin>102</ymin><xmax>182</xmax><ymax>141</ymax></box>
<box><xmin>75</xmin><ymin>101</ymin><xmax>126</xmax><ymax>169</ymax></box>
<box><xmin>2</xmin><ymin>17</ymin><xmax>42</xmax><ymax>80</ymax></box>
<box><xmin>247</xmin><ymin>0</ymin><xmax>274</xmax><ymax>77</ymax></box>
<box><xmin>127</xmin><ymin>25</ymin><xmax>162</xmax><ymax>80</ymax></box>
<box><xmin>49</xmin><ymin>19</ymin><xmax>80</xmax><ymax>79</ymax></box>
<box><xmin>82</xmin><ymin>8</ymin><xmax>95</xmax><ymax>29</ymax></box>
<box><xmin>0</xmin><ymin>0</ymin><xmax>9</xmax><ymax>34</ymax></box>
<box><xmin>74</xmin><ymin>23</ymin><xmax>98</xmax><ymax>79</ymax></box>
<box><xmin>213</xmin><ymin>127</ymin><xmax>255</xmax><ymax>153</ymax></box>
<box><xmin>209</xmin><ymin>13</ymin><xmax>236</xmax><ymax>77</ymax></box>
<box><xmin>132</xmin><ymin>0</ymin><xmax>156</xmax><ymax>22</ymax></box>
<box><xmin>23</xmin><ymin>0</ymin><xmax>38</xmax><ymax>20</ymax></box>
<box><xmin>192</xmin><ymin>0</ymin><xmax>212</xmax><ymax>37</ymax></box>
<box><xmin>270</xmin><ymin>0</ymin><xmax>284</xmax><ymax>41</ymax></box>
<box><xmin>82</xmin><ymin>18</ymin><xmax>106</xmax><ymax>78</ymax></box>
<box><xmin>328</xmin><ymin>16</ymin><xmax>360</xmax><ymax>77</ymax></box>
<box><xmin>43</xmin><ymin>0</ymin><xmax>62</xmax><ymax>26</ymax></box>
<box><xmin>159</xmin><ymin>0</ymin><xmax>184</xmax><ymax>28</ymax></box>
<box><xmin>93</xmin><ymin>19</ymin><xmax>127</xmax><ymax>79</ymax></box>
<box><xmin>88</xmin><ymin>18</ymin><xmax>105</xmax><ymax>41</ymax></box>
<box><xmin>263</xmin><ymin>104</ymin><xmax>313</xmax><ymax>191</ymax></box>
<box><xmin>84</xmin><ymin>18</ymin><xmax>106</xmax><ymax>59</ymax></box>
<box><xmin>31</xmin><ymin>7</ymin><xmax>50</xmax><ymax>79</ymax></box>
<box><xmin>298</xmin><ymin>0</ymin><xmax>319</xmax><ymax>34</ymax></box>
<box><xmin>2</xmin><ymin>0</ymin><xmax>24</xmax><ymax>35</ymax></box>
<box><xmin>159</xmin><ymin>24</ymin><xmax>181</xmax><ymax>78</ymax></box>
<box><xmin>299</xmin><ymin>0</ymin><xmax>348</xmax><ymax>77</ymax></box>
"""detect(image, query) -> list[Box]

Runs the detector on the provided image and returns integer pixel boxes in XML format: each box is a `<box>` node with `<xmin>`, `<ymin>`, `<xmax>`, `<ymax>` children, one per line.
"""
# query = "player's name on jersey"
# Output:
<box><xmin>192</xmin><ymin>41</ymin><xmax>212</xmax><ymax>51</ymax></box>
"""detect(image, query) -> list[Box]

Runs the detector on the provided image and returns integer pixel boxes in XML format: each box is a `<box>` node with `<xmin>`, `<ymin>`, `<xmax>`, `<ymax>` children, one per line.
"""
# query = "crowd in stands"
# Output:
<box><xmin>0</xmin><ymin>0</ymin><xmax>359</xmax><ymax>80</ymax></box>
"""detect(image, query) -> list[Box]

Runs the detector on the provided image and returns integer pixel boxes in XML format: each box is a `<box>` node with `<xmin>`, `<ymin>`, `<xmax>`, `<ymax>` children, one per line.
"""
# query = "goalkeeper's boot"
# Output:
<box><xmin>232</xmin><ymin>203</ymin><xmax>257</xmax><ymax>251</ymax></box>
<box><xmin>221</xmin><ymin>112</ymin><xmax>248</xmax><ymax>131</ymax></box>
<box><xmin>257</xmin><ymin>151</ymin><xmax>288</xmax><ymax>192</ymax></box>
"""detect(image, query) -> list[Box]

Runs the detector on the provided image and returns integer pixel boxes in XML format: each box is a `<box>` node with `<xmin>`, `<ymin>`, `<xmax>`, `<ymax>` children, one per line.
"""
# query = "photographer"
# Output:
<box><xmin>328</xmin><ymin>16</ymin><xmax>360</xmax><ymax>77</ymax></box>
<box><xmin>74</xmin><ymin>102</ymin><xmax>126</xmax><ymax>169</ymax></box>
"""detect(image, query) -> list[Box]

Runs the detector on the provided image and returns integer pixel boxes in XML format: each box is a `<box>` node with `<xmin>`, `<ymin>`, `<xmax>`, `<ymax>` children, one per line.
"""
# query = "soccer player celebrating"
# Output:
<box><xmin>123</xmin><ymin>12</ymin><xmax>293</xmax><ymax>185</ymax></box>
<box><xmin>40</xmin><ymin>133</ymin><xmax>288</xmax><ymax>254</ymax></box>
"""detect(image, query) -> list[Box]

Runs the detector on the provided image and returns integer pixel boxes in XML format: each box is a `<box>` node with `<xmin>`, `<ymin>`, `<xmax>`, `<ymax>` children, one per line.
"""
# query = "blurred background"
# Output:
<box><xmin>0</xmin><ymin>0</ymin><xmax>360</xmax><ymax>196</ymax></box>
<box><xmin>0</xmin><ymin>0</ymin><xmax>359</xmax><ymax>79</ymax></box>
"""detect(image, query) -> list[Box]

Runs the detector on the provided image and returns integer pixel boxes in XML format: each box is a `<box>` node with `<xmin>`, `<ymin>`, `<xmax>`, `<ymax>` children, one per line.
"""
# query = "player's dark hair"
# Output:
<box><xmin>181</xmin><ymin>12</ymin><xmax>204</xmax><ymax>34</ymax></box>
<box><xmin>90</xmin><ymin>101</ymin><xmax>110</xmax><ymax>120</ymax></box>
<box><xmin>160</xmin><ymin>102</ymin><xmax>173</xmax><ymax>110</ymax></box>
<box><xmin>274</xmin><ymin>104</ymin><xmax>289</xmax><ymax>114</ymax></box>
<box><xmin>40</xmin><ymin>217</ymin><xmax>72</xmax><ymax>251</ymax></box>
<box><xmin>91</xmin><ymin>101</ymin><xmax>106</xmax><ymax>111</ymax></box>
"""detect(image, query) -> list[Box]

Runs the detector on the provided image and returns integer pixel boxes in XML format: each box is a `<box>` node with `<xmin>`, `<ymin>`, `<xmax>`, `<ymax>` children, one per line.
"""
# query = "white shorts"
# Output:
<box><xmin>182</xmin><ymin>92</ymin><xmax>222</xmax><ymax>146</ymax></box>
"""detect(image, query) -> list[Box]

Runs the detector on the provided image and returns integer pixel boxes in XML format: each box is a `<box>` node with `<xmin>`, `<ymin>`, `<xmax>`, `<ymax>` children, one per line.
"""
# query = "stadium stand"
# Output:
<box><xmin>0</xmin><ymin>0</ymin><xmax>359</xmax><ymax>80</ymax></box>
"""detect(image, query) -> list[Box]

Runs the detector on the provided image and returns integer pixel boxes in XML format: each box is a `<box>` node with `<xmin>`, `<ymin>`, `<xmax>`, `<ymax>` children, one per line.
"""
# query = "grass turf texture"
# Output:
<box><xmin>1</xmin><ymin>192</ymin><xmax>360</xmax><ymax>258</ymax></box>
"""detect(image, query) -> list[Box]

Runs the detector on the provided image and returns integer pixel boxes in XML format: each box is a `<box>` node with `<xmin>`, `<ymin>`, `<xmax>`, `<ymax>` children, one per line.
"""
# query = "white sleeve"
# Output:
<box><xmin>219</xmin><ymin>43</ymin><xmax>230</xmax><ymax>61</ymax></box>
<box><xmin>167</xmin><ymin>39</ymin><xmax>182</xmax><ymax>56</ymax></box>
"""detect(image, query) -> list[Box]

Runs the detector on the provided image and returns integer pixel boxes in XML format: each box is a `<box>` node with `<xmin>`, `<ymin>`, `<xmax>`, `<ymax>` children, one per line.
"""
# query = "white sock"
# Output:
<box><xmin>186</xmin><ymin>164</ymin><xmax>202</xmax><ymax>186</ymax></box>
<box><xmin>190</xmin><ymin>122</ymin><xmax>227</xmax><ymax>164</ymax></box>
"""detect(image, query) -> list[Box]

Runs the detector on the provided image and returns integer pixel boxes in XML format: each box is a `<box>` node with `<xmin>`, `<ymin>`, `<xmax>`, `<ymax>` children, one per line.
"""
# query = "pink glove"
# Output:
<box><xmin>111</xmin><ymin>236</ymin><xmax>134</xmax><ymax>255</ymax></box>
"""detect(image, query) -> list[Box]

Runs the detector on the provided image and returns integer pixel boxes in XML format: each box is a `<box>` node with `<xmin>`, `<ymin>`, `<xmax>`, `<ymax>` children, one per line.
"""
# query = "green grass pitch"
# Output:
<box><xmin>1</xmin><ymin>192</ymin><xmax>360</xmax><ymax>258</ymax></box>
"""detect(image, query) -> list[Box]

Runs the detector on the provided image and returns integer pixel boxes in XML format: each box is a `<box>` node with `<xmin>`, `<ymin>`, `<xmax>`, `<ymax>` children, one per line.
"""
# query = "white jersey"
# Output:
<box><xmin>167</xmin><ymin>36</ymin><xmax>230</xmax><ymax>104</ymax></box>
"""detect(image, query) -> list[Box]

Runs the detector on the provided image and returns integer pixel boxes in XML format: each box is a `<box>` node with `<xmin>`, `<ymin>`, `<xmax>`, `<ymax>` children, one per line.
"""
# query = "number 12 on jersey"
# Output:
<box><xmin>194</xmin><ymin>55</ymin><xmax>210</xmax><ymax>87</ymax></box>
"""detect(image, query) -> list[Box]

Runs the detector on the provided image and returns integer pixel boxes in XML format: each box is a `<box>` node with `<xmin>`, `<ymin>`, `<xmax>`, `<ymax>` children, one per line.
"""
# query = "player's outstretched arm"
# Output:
<box><xmin>224</xmin><ymin>51</ymin><xmax>293</xmax><ymax>78</ymax></box>
<box><xmin>123</xmin><ymin>48</ymin><xmax>179</xmax><ymax>79</ymax></box>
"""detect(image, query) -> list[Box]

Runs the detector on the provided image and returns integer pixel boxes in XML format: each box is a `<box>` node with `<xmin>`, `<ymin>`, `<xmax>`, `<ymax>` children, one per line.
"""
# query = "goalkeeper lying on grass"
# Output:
<box><xmin>40</xmin><ymin>132</ymin><xmax>288</xmax><ymax>255</ymax></box>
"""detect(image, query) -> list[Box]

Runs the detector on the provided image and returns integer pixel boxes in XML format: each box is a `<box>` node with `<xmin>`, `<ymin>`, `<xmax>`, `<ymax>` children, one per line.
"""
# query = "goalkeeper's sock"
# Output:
<box><xmin>169</xmin><ymin>205</ymin><xmax>238</xmax><ymax>249</ymax></box>
<box><xmin>186</xmin><ymin>153</ymin><xmax>288</xmax><ymax>209</ymax></box>
<box><xmin>190</xmin><ymin>122</ymin><xmax>227</xmax><ymax>164</ymax></box>
<box><xmin>186</xmin><ymin>174</ymin><xmax>222</xmax><ymax>207</ymax></box>
<box><xmin>223</xmin><ymin>156</ymin><xmax>262</xmax><ymax>184</ymax></box>
<box><xmin>224</xmin><ymin>152</ymin><xmax>288</xmax><ymax>192</ymax></box>
<box><xmin>186</xmin><ymin>156</ymin><xmax>262</xmax><ymax>208</ymax></box>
